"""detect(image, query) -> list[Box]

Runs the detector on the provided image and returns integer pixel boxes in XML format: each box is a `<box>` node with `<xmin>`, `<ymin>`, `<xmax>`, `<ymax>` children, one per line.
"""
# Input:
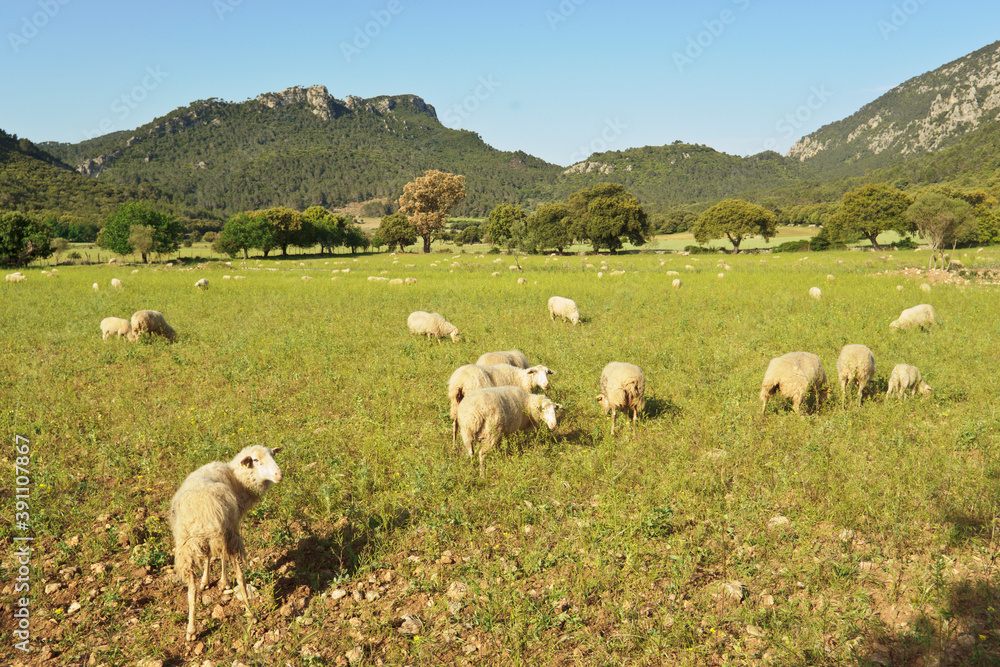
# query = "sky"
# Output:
<box><xmin>1</xmin><ymin>0</ymin><xmax>998</xmax><ymax>167</ymax></box>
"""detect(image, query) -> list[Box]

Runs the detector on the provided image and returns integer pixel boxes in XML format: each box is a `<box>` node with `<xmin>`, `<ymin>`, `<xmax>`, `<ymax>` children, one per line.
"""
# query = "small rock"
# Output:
<box><xmin>193</xmin><ymin>642</ymin><xmax>204</xmax><ymax>655</ymax></box>
<box><xmin>211</xmin><ymin>604</ymin><xmax>227</xmax><ymax>620</ymax></box>
<box><xmin>398</xmin><ymin>615</ymin><xmax>423</xmax><ymax>635</ymax></box>
<box><xmin>767</xmin><ymin>516</ymin><xmax>791</xmax><ymax>530</ymax></box>
<box><xmin>345</xmin><ymin>647</ymin><xmax>365</xmax><ymax>664</ymax></box>
<box><xmin>722</xmin><ymin>581</ymin><xmax>747</xmax><ymax>603</ymax></box>
<box><xmin>67</xmin><ymin>601</ymin><xmax>82</xmax><ymax>615</ymax></box>
<box><xmin>747</xmin><ymin>625</ymin><xmax>765</xmax><ymax>638</ymax></box>
<box><xmin>44</xmin><ymin>582</ymin><xmax>61</xmax><ymax>594</ymax></box>
<box><xmin>331</xmin><ymin>588</ymin><xmax>348</xmax><ymax>600</ymax></box>
<box><xmin>447</xmin><ymin>581</ymin><xmax>469</xmax><ymax>601</ymax></box>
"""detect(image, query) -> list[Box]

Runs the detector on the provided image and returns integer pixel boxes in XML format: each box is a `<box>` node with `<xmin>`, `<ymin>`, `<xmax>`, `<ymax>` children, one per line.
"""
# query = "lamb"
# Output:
<box><xmin>835</xmin><ymin>344</ymin><xmax>876</xmax><ymax>407</ymax></box>
<box><xmin>475</xmin><ymin>350</ymin><xmax>531</xmax><ymax>369</ymax></box>
<box><xmin>809</xmin><ymin>287</ymin><xmax>822</xmax><ymax>300</ymax></box>
<box><xmin>760</xmin><ymin>352</ymin><xmax>830</xmax><ymax>415</ymax></box>
<box><xmin>890</xmin><ymin>304</ymin><xmax>936</xmax><ymax>331</ymax></box>
<box><xmin>195</xmin><ymin>278</ymin><xmax>209</xmax><ymax>289</ymax></box>
<box><xmin>886</xmin><ymin>364</ymin><xmax>933</xmax><ymax>399</ymax></box>
<box><xmin>596</xmin><ymin>362</ymin><xmax>646</xmax><ymax>435</ymax></box>
<box><xmin>448</xmin><ymin>363</ymin><xmax>555</xmax><ymax>442</ymax></box>
<box><xmin>407</xmin><ymin>311</ymin><xmax>460</xmax><ymax>342</ymax></box>
<box><xmin>456</xmin><ymin>386</ymin><xmax>561</xmax><ymax>475</ymax></box>
<box><xmin>110</xmin><ymin>278</ymin><xmax>123</xmax><ymax>289</ymax></box>
<box><xmin>127</xmin><ymin>310</ymin><xmax>177</xmax><ymax>342</ymax></box>
<box><xmin>100</xmin><ymin>317</ymin><xmax>132</xmax><ymax>340</ymax></box>
<box><xmin>547</xmin><ymin>296</ymin><xmax>580</xmax><ymax>325</ymax></box>
<box><xmin>169</xmin><ymin>445</ymin><xmax>283</xmax><ymax>641</ymax></box>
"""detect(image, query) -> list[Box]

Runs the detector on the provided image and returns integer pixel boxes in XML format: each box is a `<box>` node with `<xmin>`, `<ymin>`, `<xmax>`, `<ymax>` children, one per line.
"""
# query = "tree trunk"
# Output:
<box><xmin>243</xmin><ymin>249</ymin><xmax>249</xmax><ymax>260</ymax></box>
<box><xmin>867</xmin><ymin>234</ymin><xmax>882</xmax><ymax>251</ymax></box>
<box><xmin>423</xmin><ymin>235</ymin><xmax>432</xmax><ymax>253</ymax></box>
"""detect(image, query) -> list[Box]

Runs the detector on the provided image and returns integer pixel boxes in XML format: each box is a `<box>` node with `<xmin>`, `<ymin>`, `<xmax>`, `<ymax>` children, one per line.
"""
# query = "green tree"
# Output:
<box><xmin>527</xmin><ymin>203</ymin><xmax>571</xmax><ymax>253</ymax></box>
<box><xmin>838</xmin><ymin>183</ymin><xmax>913</xmax><ymax>251</ymax></box>
<box><xmin>377</xmin><ymin>212</ymin><xmax>418</xmax><ymax>252</ymax></box>
<box><xmin>97</xmin><ymin>202</ymin><xmax>183</xmax><ymax>262</ymax></box>
<box><xmin>215</xmin><ymin>211</ymin><xmax>277</xmax><ymax>258</ymax></box>
<box><xmin>343</xmin><ymin>225</ymin><xmax>367</xmax><ymax>254</ymax></box>
<box><xmin>691</xmin><ymin>198</ymin><xmax>778</xmax><ymax>253</ymax></box>
<box><xmin>906</xmin><ymin>191</ymin><xmax>976</xmax><ymax>269</ymax></box>
<box><xmin>485</xmin><ymin>203</ymin><xmax>527</xmax><ymax>250</ymax></box>
<box><xmin>398</xmin><ymin>169</ymin><xmax>467</xmax><ymax>253</ymax></box>
<box><xmin>257</xmin><ymin>206</ymin><xmax>304</xmax><ymax>256</ymax></box>
<box><xmin>50</xmin><ymin>237</ymin><xmax>69</xmax><ymax>264</ymax></box>
<box><xmin>0</xmin><ymin>211</ymin><xmax>54</xmax><ymax>267</ymax></box>
<box><xmin>566</xmin><ymin>183</ymin><xmax>651</xmax><ymax>253</ymax></box>
<box><xmin>303</xmin><ymin>206</ymin><xmax>348</xmax><ymax>254</ymax></box>
<box><xmin>128</xmin><ymin>225</ymin><xmax>155</xmax><ymax>263</ymax></box>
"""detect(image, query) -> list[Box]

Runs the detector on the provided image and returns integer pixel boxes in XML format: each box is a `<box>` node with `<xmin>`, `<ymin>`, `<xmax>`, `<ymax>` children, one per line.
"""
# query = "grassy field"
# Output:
<box><xmin>3</xmin><ymin>247</ymin><xmax>1000</xmax><ymax>666</ymax></box>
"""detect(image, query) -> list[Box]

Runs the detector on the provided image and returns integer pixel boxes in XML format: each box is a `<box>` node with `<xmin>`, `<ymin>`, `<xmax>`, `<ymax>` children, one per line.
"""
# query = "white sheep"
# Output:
<box><xmin>111</xmin><ymin>278</ymin><xmax>123</xmax><ymax>289</ymax></box>
<box><xmin>547</xmin><ymin>296</ymin><xmax>580</xmax><ymax>325</ymax></box>
<box><xmin>836</xmin><ymin>344</ymin><xmax>876</xmax><ymax>407</ymax></box>
<box><xmin>886</xmin><ymin>364</ymin><xmax>933</xmax><ymax>399</ymax></box>
<box><xmin>387</xmin><ymin>278</ymin><xmax>403</xmax><ymax>286</ymax></box>
<box><xmin>760</xmin><ymin>352</ymin><xmax>830</xmax><ymax>415</ymax></box>
<box><xmin>6</xmin><ymin>272</ymin><xmax>25</xmax><ymax>283</ymax></box>
<box><xmin>100</xmin><ymin>317</ymin><xmax>132</xmax><ymax>340</ymax></box>
<box><xmin>407</xmin><ymin>311</ymin><xmax>460</xmax><ymax>342</ymax></box>
<box><xmin>672</xmin><ymin>278</ymin><xmax>682</xmax><ymax>289</ymax></box>
<box><xmin>448</xmin><ymin>363</ymin><xmax>555</xmax><ymax>442</ymax></box>
<box><xmin>890</xmin><ymin>304</ymin><xmax>936</xmax><ymax>331</ymax></box>
<box><xmin>195</xmin><ymin>278</ymin><xmax>209</xmax><ymax>289</ymax></box>
<box><xmin>517</xmin><ymin>277</ymin><xmax>527</xmax><ymax>285</ymax></box>
<box><xmin>596</xmin><ymin>362</ymin><xmax>646</xmax><ymax>435</ymax></box>
<box><xmin>475</xmin><ymin>350</ymin><xmax>531</xmax><ymax>369</ymax></box>
<box><xmin>92</xmin><ymin>282</ymin><xmax>99</xmax><ymax>291</ymax></box>
<box><xmin>404</xmin><ymin>277</ymin><xmax>418</xmax><ymax>285</ymax></box>
<box><xmin>127</xmin><ymin>310</ymin><xmax>176</xmax><ymax>342</ymax></box>
<box><xmin>809</xmin><ymin>287</ymin><xmax>822</xmax><ymax>300</ymax></box>
<box><xmin>170</xmin><ymin>445</ymin><xmax>283</xmax><ymax>642</ymax></box>
<box><xmin>456</xmin><ymin>386</ymin><xmax>561</xmax><ymax>475</ymax></box>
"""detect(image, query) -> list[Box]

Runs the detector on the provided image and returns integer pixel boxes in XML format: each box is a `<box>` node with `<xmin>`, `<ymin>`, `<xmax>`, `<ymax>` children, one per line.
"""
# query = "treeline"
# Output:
<box><xmin>212</xmin><ymin>206</ymin><xmax>370</xmax><ymax>258</ymax></box>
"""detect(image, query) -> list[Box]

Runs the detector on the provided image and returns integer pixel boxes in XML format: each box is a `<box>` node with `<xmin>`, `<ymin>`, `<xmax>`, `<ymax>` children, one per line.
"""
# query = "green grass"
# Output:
<box><xmin>3</xmin><ymin>248</ymin><xmax>1000</xmax><ymax>665</ymax></box>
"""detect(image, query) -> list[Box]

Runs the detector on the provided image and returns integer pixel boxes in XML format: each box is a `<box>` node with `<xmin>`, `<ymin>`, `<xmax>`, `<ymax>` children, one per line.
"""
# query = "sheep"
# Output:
<box><xmin>890</xmin><ymin>304</ymin><xmax>936</xmax><ymax>331</ymax></box>
<box><xmin>6</xmin><ymin>272</ymin><xmax>25</xmax><ymax>282</ymax></box>
<box><xmin>111</xmin><ymin>278</ymin><xmax>123</xmax><ymax>289</ymax></box>
<box><xmin>547</xmin><ymin>296</ymin><xmax>580</xmax><ymax>325</ymax></box>
<box><xmin>100</xmin><ymin>317</ymin><xmax>132</xmax><ymax>340</ymax></box>
<box><xmin>809</xmin><ymin>287</ymin><xmax>822</xmax><ymax>300</ymax></box>
<box><xmin>301</xmin><ymin>275</ymin><xmax>314</xmax><ymax>281</ymax></box>
<box><xmin>836</xmin><ymin>344</ymin><xmax>876</xmax><ymax>407</ymax></box>
<box><xmin>127</xmin><ymin>310</ymin><xmax>176</xmax><ymax>342</ymax></box>
<box><xmin>517</xmin><ymin>277</ymin><xmax>527</xmax><ymax>285</ymax></box>
<box><xmin>387</xmin><ymin>278</ymin><xmax>403</xmax><ymax>286</ymax></box>
<box><xmin>448</xmin><ymin>363</ymin><xmax>555</xmax><ymax>442</ymax></box>
<box><xmin>760</xmin><ymin>352</ymin><xmax>830</xmax><ymax>415</ymax></box>
<box><xmin>407</xmin><ymin>311</ymin><xmax>460</xmax><ymax>342</ymax></box>
<box><xmin>92</xmin><ymin>282</ymin><xmax>99</xmax><ymax>291</ymax></box>
<box><xmin>404</xmin><ymin>277</ymin><xmax>418</xmax><ymax>285</ymax></box>
<box><xmin>475</xmin><ymin>350</ymin><xmax>531</xmax><ymax>369</ymax></box>
<box><xmin>596</xmin><ymin>362</ymin><xmax>646</xmax><ymax>435</ymax></box>
<box><xmin>920</xmin><ymin>283</ymin><xmax>931</xmax><ymax>293</ymax></box>
<box><xmin>170</xmin><ymin>445</ymin><xmax>283</xmax><ymax>642</ymax></box>
<box><xmin>195</xmin><ymin>278</ymin><xmax>209</xmax><ymax>289</ymax></box>
<box><xmin>672</xmin><ymin>278</ymin><xmax>682</xmax><ymax>289</ymax></box>
<box><xmin>886</xmin><ymin>364</ymin><xmax>933</xmax><ymax>399</ymax></box>
<box><xmin>456</xmin><ymin>386</ymin><xmax>561</xmax><ymax>475</ymax></box>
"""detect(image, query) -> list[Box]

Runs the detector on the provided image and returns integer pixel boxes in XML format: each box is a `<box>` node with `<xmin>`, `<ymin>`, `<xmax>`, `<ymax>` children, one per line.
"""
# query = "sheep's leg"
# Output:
<box><xmin>856</xmin><ymin>382</ymin><xmax>864</xmax><ymax>408</ymax></box>
<box><xmin>840</xmin><ymin>379</ymin><xmax>848</xmax><ymax>408</ymax></box>
<box><xmin>610</xmin><ymin>408</ymin><xmax>616</xmax><ymax>436</ymax></box>
<box><xmin>199</xmin><ymin>557</ymin><xmax>210</xmax><ymax>590</ymax></box>
<box><xmin>452</xmin><ymin>419</ymin><xmax>458</xmax><ymax>446</ymax></box>
<box><xmin>219</xmin><ymin>554</ymin><xmax>229</xmax><ymax>591</ymax></box>
<box><xmin>185</xmin><ymin>569</ymin><xmax>198</xmax><ymax>642</ymax></box>
<box><xmin>232</xmin><ymin>556</ymin><xmax>254</xmax><ymax>618</ymax></box>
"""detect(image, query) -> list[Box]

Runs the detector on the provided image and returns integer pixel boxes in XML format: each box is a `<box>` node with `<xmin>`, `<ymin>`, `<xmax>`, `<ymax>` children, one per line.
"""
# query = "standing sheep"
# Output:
<box><xmin>407</xmin><ymin>311</ymin><xmax>460</xmax><ymax>342</ymax></box>
<box><xmin>456</xmin><ymin>386</ymin><xmax>561</xmax><ymax>475</ymax></box>
<box><xmin>890</xmin><ymin>304</ymin><xmax>936</xmax><ymax>331</ymax></box>
<box><xmin>886</xmin><ymin>364</ymin><xmax>933</xmax><ymax>399</ymax></box>
<box><xmin>127</xmin><ymin>310</ymin><xmax>177</xmax><ymax>342</ymax></box>
<box><xmin>100</xmin><ymin>317</ymin><xmax>132</xmax><ymax>340</ymax></box>
<box><xmin>448</xmin><ymin>363</ymin><xmax>555</xmax><ymax>442</ymax></box>
<box><xmin>547</xmin><ymin>296</ymin><xmax>580</xmax><ymax>325</ymax></box>
<box><xmin>475</xmin><ymin>350</ymin><xmax>531</xmax><ymax>369</ymax></box>
<box><xmin>111</xmin><ymin>278</ymin><xmax>123</xmax><ymax>289</ymax></box>
<box><xmin>170</xmin><ymin>445</ymin><xmax>283</xmax><ymax>641</ymax></box>
<box><xmin>195</xmin><ymin>278</ymin><xmax>209</xmax><ymax>290</ymax></box>
<box><xmin>809</xmin><ymin>287</ymin><xmax>822</xmax><ymax>300</ymax></box>
<box><xmin>836</xmin><ymin>344</ymin><xmax>876</xmax><ymax>407</ymax></box>
<box><xmin>596</xmin><ymin>362</ymin><xmax>646</xmax><ymax>435</ymax></box>
<box><xmin>760</xmin><ymin>352</ymin><xmax>830</xmax><ymax>415</ymax></box>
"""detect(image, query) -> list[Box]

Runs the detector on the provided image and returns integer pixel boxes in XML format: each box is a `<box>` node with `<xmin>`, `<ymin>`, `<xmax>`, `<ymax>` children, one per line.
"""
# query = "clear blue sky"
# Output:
<box><xmin>1</xmin><ymin>0</ymin><xmax>998</xmax><ymax>166</ymax></box>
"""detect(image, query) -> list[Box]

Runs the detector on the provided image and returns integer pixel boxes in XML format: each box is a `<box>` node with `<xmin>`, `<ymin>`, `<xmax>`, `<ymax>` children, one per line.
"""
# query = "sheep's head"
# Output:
<box><xmin>595</xmin><ymin>393</ymin><xmax>610</xmax><ymax>415</ymax></box>
<box><xmin>449</xmin><ymin>330</ymin><xmax>461</xmax><ymax>343</ymax></box>
<box><xmin>918</xmin><ymin>382</ymin><xmax>933</xmax><ymax>397</ymax></box>
<box><xmin>527</xmin><ymin>365</ymin><xmax>554</xmax><ymax>390</ymax></box>
<box><xmin>236</xmin><ymin>445</ymin><xmax>283</xmax><ymax>487</ymax></box>
<box><xmin>889</xmin><ymin>319</ymin><xmax>901</xmax><ymax>330</ymax></box>
<box><xmin>538</xmin><ymin>398</ymin><xmax>561</xmax><ymax>430</ymax></box>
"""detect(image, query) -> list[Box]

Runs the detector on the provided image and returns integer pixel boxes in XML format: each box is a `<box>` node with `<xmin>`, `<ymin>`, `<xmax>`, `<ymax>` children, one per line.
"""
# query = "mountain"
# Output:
<box><xmin>788</xmin><ymin>40</ymin><xmax>1000</xmax><ymax>177</ymax></box>
<box><xmin>42</xmin><ymin>85</ymin><xmax>563</xmax><ymax>218</ymax></box>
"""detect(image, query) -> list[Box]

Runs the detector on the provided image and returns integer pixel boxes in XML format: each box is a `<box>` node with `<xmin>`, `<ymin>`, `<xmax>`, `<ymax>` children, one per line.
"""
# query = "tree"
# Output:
<box><xmin>691</xmin><ymin>199</ymin><xmax>778</xmax><ymax>253</ymax></box>
<box><xmin>0</xmin><ymin>211</ymin><xmax>54</xmax><ymax>268</ymax></box>
<box><xmin>527</xmin><ymin>203</ymin><xmax>571</xmax><ymax>253</ymax></box>
<box><xmin>905</xmin><ymin>192</ymin><xmax>975</xmax><ymax>269</ymax></box>
<box><xmin>485</xmin><ymin>203</ymin><xmax>527</xmax><ymax>250</ymax></box>
<box><xmin>256</xmin><ymin>206</ymin><xmax>304</xmax><ymax>256</ymax></box>
<box><xmin>128</xmin><ymin>225</ymin><xmax>155</xmax><ymax>263</ymax></box>
<box><xmin>97</xmin><ymin>201</ymin><xmax>183</xmax><ymax>262</ymax></box>
<box><xmin>397</xmin><ymin>169</ymin><xmax>467</xmax><ymax>253</ymax></box>
<box><xmin>566</xmin><ymin>183</ymin><xmax>651</xmax><ymax>253</ymax></box>
<box><xmin>377</xmin><ymin>212</ymin><xmax>418</xmax><ymax>252</ymax></box>
<box><xmin>50</xmin><ymin>237</ymin><xmax>69</xmax><ymax>264</ymax></box>
<box><xmin>303</xmin><ymin>206</ymin><xmax>347</xmax><ymax>254</ymax></box>
<box><xmin>342</xmin><ymin>224</ymin><xmax>367</xmax><ymax>254</ymax></box>
<box><xmin>838</xmin><ymin>183</ymin><xmax>912</xmax><ymax>251</ymax></box>
<box><xmin>214</xmin><ymin>211</ymin><xmax>277</xmax><ymax>258</ymax></box>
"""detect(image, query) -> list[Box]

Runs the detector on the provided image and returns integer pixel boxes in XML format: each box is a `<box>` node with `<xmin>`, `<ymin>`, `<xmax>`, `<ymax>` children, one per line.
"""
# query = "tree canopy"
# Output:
<box><xmin>0</xmin><ymin>211</ymin><xmax>54</xmax><ymax>268</ymax></box>
<box><xmin>691</xmin><ymin>198</ymin><xmax>777</xmax><ymax>253</ymax></box>
<box><xmin>566</xmin><ymin>183</ymin><xmax>650</xmax><ymax>253</ymax></box>
<box><xmin>377</xmin><ymin>212</ymin><xmax>418</xmax><ymax>252</ymax></box>
<box><xmin>398</xmin><ymin>170</ymin><xmax>467</xmax><ymax>253</ymax></box>
<box><xmin>96</xmin><ymin>201</ymin><xmax>184</xmax><ymax>262</ymax></box>
<box><xmin>906</xmin><ymin>191</ymin><xmax>975</xmax><ymax>269</ymax></box>
<box><xmin>838</xmin><ymin>183</ymin><xmax>912</xmax><ymax>251</ymax></box>
<box><xmin>485</xmin><ymin>203</ymin><xmax>527</xmax><ymax>249</ymax></box>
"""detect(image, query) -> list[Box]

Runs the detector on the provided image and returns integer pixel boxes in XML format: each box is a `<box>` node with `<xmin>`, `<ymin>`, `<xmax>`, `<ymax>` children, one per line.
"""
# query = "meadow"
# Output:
<box><xmin>2</xmin><ymin>247</ymin><xmax>1000</xmax><ymax>666</ymax></box>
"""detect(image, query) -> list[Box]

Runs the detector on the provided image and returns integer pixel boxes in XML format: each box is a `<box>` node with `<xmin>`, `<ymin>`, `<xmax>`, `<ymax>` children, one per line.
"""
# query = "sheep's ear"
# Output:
<box><xmin>595</xmin><ymin>394</ymin><xmax>603</xmax><ymax>401</ymax></box>
<box><xmin>555</xmin><ymin>403</ymin><xmax>563</xmax><ymax>410</ymax></box>
<box><xmin>271</xmin><ymin>447</ymin><xmax>284</xmax><ymax>455</ymax></box>
<box><xmin>546</xmin><ymin>367</ymin><xmax>555</xmax><ymax>375</ymax></box>
<box><xmin>240</xmin><ymin>455</ymin><xmax>254</xmax><ymax>469</ymax></box>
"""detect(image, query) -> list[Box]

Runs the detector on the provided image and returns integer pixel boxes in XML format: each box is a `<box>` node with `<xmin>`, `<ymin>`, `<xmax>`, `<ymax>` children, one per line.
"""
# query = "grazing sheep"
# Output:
<box><xmin>407</xmin><ymin>311</ymin><xmax>460</xmax><ymax>342</ymax></box>
<box><xmin>170</xmin><ymin>445</ymin><xmax>283</xmax><ymax>642</ymax></box>
<box><xmin>404</xmin><ymin>277</ymin><xmax>418</xmax><ymax>285</ymax></box>
<box><xmin>886</xmin><ymin>364</ymin><xmax>933</xmax><ymax>399</ymax></box>
<box><xmin>110</xmin><ymin>278</ymin><xmax>123</xmax><ymax>289</ymax></box>
<box><xmin>448</xmin><ymin>363</ymin><xmax>555</xmax><ymax>442</ymax></box>
<box><xmin>301</xmin><ymin>276</ymin><xmax>314</xmax><ymax>282</ymax></box>
<box><xmin>547</xmin><ymin>296</ymin><xmax>580</xmax><ymax>325</ymax></box>
<box><xmin>456</xmin><ymin>386</ymin><xmax>561</xmax><ymax>475</ymax></box>
<box><xmin>517</xmin><ymin>277</ymin><xmax>527</xmax><ymax>285</ymax></box>
<box><xmin>890</xmin><ymin>304</ymin><xmax>936</xmax><ymax>331</ymax></box>
<box><xmin>596</xmin><ymin>362</ymin><xmax>646</xmax><ymax>435</ymax></box>
<box><xmin>826</xmin><ymin>274</ymin><xmax>836</xmax><ymax>281</ymax></box>
<box><xmin>836</xmin><ymin>344</ymin><xmax>876</xmax><ymax>407</ymax></box>
<box><xmin>388</xmin><ymin>278</ymin><xmax>403</xmax><ymax>286</ymax></box>
<box><xmin>920</xmin><ymin>283</ymin><xmax>931</xmax><ymax>293</ymax></box>
<box><xmin>475</xmin><ymin>350</ymin><xmax>531</xmax><ymax>369</ymax></box>
<box><xmin>100</xmin><ymin>317</ymin><xmax>132</xmax><ymax>340</ymax></box>
<box><xmin>127</xmin><ymin>310</ymin><xmax>176</xmax><ymax>342</ymax></box>
<box><xmin>809</xmin><ymin>287</ymin><xmax>822</xmax><ymax>300</ymax></box>
<box><xmin>6</xmin><ymin>272</ymin><xmax>25</xmax><ymax>283</ymax></box>
<box><xmin>760</xmin><ymin>352</ymin><xmax>830</xmax><ymax>415</ymax></box>
<box><xmin>92</xmin><ymin>282</ymin><xmax>99</xmax><ymax>291</ymax></box>
<box><xmin>195</xmin><ymin>278</ymin><xmax>209</xmax><ymax>290</ymax></box>
<box><xmin>672</xmin><ymin>278</ymin><xmax>682</xmax><ymax>289</ymax></box>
